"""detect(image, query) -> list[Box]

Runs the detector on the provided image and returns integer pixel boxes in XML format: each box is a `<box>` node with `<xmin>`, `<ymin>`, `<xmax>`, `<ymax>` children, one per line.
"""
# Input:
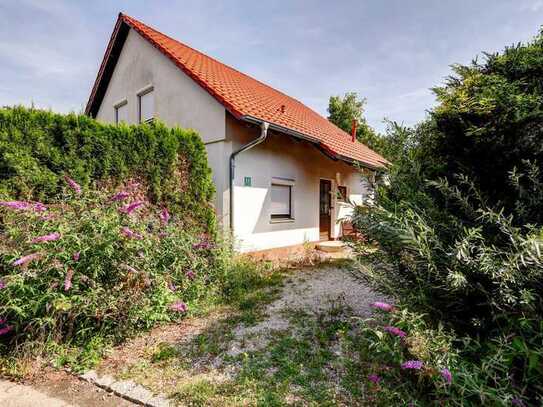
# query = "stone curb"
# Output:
<box><xmin>79</xmin><ymin>370</ymin><xmax>171</xmax><ymax>407</ymax></box>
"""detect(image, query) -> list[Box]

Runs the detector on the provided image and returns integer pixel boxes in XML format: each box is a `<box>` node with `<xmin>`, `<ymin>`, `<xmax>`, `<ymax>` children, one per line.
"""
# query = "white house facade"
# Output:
<box><xmin>86</xmin><ymin>13</ymin><xmax>388</xmax><ymax>252</ymax></box>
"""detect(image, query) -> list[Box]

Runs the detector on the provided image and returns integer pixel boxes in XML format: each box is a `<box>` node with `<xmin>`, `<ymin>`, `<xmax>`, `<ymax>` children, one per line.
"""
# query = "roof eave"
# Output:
<box><xmin>241</xmin><ymin>115</ymin><xmax>387</xmax><ymax>171</ymax></box>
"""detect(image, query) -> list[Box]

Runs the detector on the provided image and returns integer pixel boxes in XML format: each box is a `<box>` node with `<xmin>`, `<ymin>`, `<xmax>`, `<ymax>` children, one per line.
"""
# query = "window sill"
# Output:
<box><xmin>270</xmin><ymin>218</ymin><xmax>295</xmax><ymax>224</ymax></box>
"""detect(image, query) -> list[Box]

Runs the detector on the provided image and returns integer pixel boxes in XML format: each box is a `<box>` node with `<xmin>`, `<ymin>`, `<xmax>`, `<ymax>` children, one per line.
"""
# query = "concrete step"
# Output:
<box><xmin>315</xmin><ymin>240</ymin><xmax>345</xmax><ymax>253</ymax></box>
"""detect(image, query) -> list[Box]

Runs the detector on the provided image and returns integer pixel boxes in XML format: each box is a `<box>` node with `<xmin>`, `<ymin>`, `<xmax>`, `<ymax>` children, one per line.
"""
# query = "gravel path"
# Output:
<box><xmin>227</xmin><ymin>265</ymin><xmax>385</xmax><ymax>356</ymax></box>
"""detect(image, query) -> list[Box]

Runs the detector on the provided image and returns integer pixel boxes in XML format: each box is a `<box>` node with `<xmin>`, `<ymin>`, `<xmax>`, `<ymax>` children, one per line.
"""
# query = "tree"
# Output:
<box><xmin>327</xmin><ymin>92</ymin><xmax>376</xmax><ymax>143</ymax></box>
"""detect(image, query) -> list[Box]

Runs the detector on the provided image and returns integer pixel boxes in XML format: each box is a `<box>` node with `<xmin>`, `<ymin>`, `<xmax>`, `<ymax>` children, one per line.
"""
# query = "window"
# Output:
<box><xmin>338</xmin><ymin>186</ymin><xmax>348</xmax><ymax>202</ymax></box>
<box><xmin>114</xmin><ymin>101</ymin><xmax>127</xmax><ymax>124</ymax></box>
<box><xmin>270</xmin><ymin>184</ymin><xmax>292</xmax><ymax>219</ymax></box>
<box><xmin>138</xmin><ymin>88</ymin><xmax>154</xmax><ymax>123</ymax></box>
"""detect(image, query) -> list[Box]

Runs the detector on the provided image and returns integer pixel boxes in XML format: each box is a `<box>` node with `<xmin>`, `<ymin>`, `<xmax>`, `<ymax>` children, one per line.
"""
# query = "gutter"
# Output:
<box><xmin>229</xmin><ymin>121</ymin><xmax>269</xmax><ymax>233</ymax></box>
<box><xmin>241</xmin><ymin>115</ymin><xmax>385</xmax><ymax>171</ymax></box>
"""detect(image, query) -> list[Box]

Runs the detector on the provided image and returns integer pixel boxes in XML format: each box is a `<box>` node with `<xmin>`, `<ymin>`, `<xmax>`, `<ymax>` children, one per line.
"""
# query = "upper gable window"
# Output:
<box><xmin>114</xmin><ymin>100</ymin><xmax>128</xmax><ymax>124</ymax></box>
<box><xmin>138</xmin><ymin>87</ymin><xmax>154</xmax><ymax>123</ymax></box>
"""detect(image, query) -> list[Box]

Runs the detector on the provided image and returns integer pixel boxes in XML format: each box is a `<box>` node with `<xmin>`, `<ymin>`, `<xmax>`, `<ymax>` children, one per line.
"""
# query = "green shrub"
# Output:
<box><xmin>0</xmin><ymin>106</ymin><xmax>215</xmax><ymax>232</ymax></box>
<box><xmin>0</xmin><ymin>178</ymin><xmax>222</xmax><ymax>371</ymax></box>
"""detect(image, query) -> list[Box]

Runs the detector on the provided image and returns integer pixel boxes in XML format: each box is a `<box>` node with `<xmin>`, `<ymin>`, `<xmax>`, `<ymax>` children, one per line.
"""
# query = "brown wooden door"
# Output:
<box><xmin>319</xmin><ymin>179</ymin><xmax>332</xmax><ymax>240</ymax></box>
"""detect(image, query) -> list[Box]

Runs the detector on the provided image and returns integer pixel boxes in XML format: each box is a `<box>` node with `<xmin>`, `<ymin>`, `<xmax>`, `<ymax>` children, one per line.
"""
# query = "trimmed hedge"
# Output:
<box><xmin>0</xmin><ymin>106</ymin><xmax>215</xmax><ymax>231</ymax></box>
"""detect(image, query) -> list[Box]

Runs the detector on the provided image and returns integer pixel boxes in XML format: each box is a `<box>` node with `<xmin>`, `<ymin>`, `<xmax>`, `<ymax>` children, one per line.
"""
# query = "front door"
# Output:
<box><xmin>319</xmin><ymin>179</ymin><xmax>332</xmax><ymax>241</ymax></box>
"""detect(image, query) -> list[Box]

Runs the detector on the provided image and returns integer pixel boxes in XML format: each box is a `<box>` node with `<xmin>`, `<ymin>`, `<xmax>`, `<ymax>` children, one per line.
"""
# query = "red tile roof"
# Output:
<box><xmin>86</xmin><ymin>13</ymin><xmax>389</xmax><ymax>169</ymax></box>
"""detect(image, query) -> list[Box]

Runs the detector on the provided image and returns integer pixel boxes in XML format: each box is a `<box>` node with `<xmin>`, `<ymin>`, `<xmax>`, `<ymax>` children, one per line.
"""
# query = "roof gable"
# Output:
<box><xmin>86</xmin><ymin>13</ymin><xmax>389</xmax><ymax>169</ymax></box>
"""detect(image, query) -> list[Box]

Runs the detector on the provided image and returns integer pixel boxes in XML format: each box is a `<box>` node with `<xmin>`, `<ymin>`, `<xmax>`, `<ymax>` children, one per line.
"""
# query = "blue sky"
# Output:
<box><xmin>1</xmin><ymin>0</ymin><xmax>542</xmax><ymax>132</ymax></box>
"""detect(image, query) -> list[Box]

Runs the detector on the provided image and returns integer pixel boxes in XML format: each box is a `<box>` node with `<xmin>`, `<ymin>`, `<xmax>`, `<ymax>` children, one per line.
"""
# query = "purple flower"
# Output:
<box><xmin>0</xmin><ymin>280</ymin><xmax>5</xmax><ymax>290</ymax></box>
<box><xmin>119</xmin><ymin>201</ymin><xmax>144</xmax><ymax>215</ymax></box>
<box><xmin>0</xmin><ymin>318</ymin><xmax>6</xmax><ymax>325</ymax></box>
<box><xmin>31</xmin><ymin>232</ymin><xmax>61</xmax><ymax>244</ymax></box>
<box><xmin>440</xmin><ymin>368</ymin><xmax>452</xmax><ymax>384</ymax></box>
<box><xmin>0</xmin><ymin>201</ymin><xmax>31</xmax><ymax>210</ymax></box>
<box><xmin>33</xmin><ymin>202</ymin><xmax>47</xmax><ymax>212</ymax></box>
<box><xmin>193</xmin><ymin>240</ymin><xmax>214</xmax><ymax>250</ymax></box>
<box><xmin>159</xmin><ymin>231</ymin><xmax>168</xmax><ymax>239</ymax></box>
<box><xmin>0</xmin><ymin>325</ymin><xmax>13</xmax><ymax>336</ymax></box>
<box><xmin>367</xmin><ymin>374</ymin><xmax>381</xmax><ymax>384</ymax></box>
<box><xmin>170</xmin><ymin>301</ymin><xmax>188</xmax><ymax>313</ymax></box>
<box><xmin>12</xmin><ymin>252</ymin><xmax>41</xmax><ymax>267</ymax></box>
<box><xmin>64</xmin><ymin>176</ymin><xmax>82</xmax><ymax>194</ymax></box>
<box><xmin>160</xmin><ymin>207</ymin><xmax>170</xmax><ymax>225</ymax></box>
<box><xmin>0</xmin><ymin>201</ymin><xmax>47</xmax><ymax>212</ymax></box>
<box><xmin>370</xmin><ymin>302</ymin><xmax>394</xmax><ymax>312</ymax></box>
<box><xmin>110</xmin><ymin>191</ymin><xmax>130</xmax><ymax>202</ymax></box>
<box><xmin>124</xmin><ymin>265</ymin><xmax>138</xmax><ymax>273</ymax></box>
<box><xmin>512</xmin><ymin>398</ymin><xmax>525</xmax><ymax>406</ymax></box>
<box><xmin>73</xmin><ymin>252</ymin><xmax>80</xmax><ymax>261</ymax></box>
<box><xmin>401</xmin><ymin>360</ymin><xmax>423</xmax><ymax>370</ymax></box>
<box><xmin>120</xmin><ymin>227</ymin><xmax>143</xmax><ymax>240</ymax></box>
<box><xmin>168</xmin><ymin>282</ymin><xmax>177</xmax><ymax>292</ymax></box>
<box><xmin>384</xmin><ymin>326</ymin><xmax>407</xmax><ymax>338</ymax></box>
<box><xmin>64</xmin><ymin>268</ymin><xmax>74</xmax><ymax>291</ymax></box>
<box><xmin>186</xmin><ymin>270</ymin><xmax>196</xmax><ymax>280</ymax></box>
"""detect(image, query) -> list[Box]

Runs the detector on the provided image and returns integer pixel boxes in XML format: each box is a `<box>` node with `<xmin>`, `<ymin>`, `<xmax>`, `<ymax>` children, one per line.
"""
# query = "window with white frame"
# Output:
<box><xmin>114</xmin><ymin>101</ymin><xmax>128</xmax><ymax>124</ymax></box>
<box><xmin>270</xmin><ymin>178</ymin><xmax>294</xmax><ymax>220</ymax></box>
<box><xmin>138</xmin><ymin>87</ymin><xmax>154</xmax><ymax>123</ymax></box>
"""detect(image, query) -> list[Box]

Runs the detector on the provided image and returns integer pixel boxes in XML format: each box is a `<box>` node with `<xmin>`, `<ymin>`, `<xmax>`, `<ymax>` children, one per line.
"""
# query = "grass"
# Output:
<box><xmin>94</xmin><ymin>257</ymin><xmax>391</xmax><ymax>406</ymax></box>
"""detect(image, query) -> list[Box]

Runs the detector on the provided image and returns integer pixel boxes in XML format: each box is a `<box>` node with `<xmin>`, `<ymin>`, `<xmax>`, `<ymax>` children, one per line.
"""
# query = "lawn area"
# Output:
<box><xmin>88</xmin><ymin>259</ymin><xmax>390</xmax><ymax>406</ymax></box>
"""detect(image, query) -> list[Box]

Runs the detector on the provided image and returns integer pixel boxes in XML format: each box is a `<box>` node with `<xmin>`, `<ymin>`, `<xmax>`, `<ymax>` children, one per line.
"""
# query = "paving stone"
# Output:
<box><xmin>146</xmin><ymin>394</ymin><xmax>172</xmax><ymax>407</ymax></box>
<box><xmin>124</xmin><ymin>384</ymin><xmax>154</xmax><ymax>404</ymax></box>
<box><xmin>94</xmin><ymin>374</ymin><xmax>117</xmax><ymax>388</ymax></box>
<box><xmin>80</xmin><ymin>370</ymin><xmax>98</xmax><ymax>383</ymax></box>
<box><xmin>110</xmin><ymin>380</ymin><xmax>137</xmax><ymax>395</ymax></box>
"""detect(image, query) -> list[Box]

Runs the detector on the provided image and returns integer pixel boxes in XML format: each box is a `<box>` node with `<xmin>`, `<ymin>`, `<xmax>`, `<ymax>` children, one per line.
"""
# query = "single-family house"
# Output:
<box><xmin>85</xmin><ymin>13</ymin><xmax>388</xmax><ymax>252</ymax></box>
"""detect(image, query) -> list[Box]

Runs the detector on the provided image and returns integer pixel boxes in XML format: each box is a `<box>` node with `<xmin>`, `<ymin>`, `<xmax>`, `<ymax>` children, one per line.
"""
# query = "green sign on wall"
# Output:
<box><xmin>244</xmin><ymin>176</ymin><xmax>252</xmax><ymax>187</ymax></box>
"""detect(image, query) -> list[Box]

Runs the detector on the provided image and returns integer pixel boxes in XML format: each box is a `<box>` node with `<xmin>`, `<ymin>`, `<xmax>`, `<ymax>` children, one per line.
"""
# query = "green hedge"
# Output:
<box><xmin>0</xmin><ymin>106</ymin><xmax>215</xmax><ymax>231</ymax></box>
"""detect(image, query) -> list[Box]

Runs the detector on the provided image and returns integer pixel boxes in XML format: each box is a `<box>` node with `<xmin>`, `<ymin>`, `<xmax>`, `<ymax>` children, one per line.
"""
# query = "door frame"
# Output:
<box><xmin>319</xmin><ymin>178</ymin><xmax>334</xmax><ymax>241</ymax></box>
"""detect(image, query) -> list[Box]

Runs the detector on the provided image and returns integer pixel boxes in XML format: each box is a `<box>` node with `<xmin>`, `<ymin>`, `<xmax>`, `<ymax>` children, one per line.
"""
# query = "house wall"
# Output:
<box><xmin>227</xmin><ymin>117</ymin><xmax>372</xmax><ymax>252</ymax></box>
<box><xmin>94</xmin><ymin>28</ymin><xmax>229</xmax><ymax>216</ymax></box>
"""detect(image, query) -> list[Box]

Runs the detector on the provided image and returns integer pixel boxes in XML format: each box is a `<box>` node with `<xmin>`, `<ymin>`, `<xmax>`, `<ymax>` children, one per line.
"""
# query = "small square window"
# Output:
<box><xmin>115</xmin><ymin>101</ymin><xmax>128</xmax><ymax>124</ymax></box>
<box><xmin>270</xmin><ymin>184</ymin><xmax>292</xmax><ymax>219</ymax></box>
<box><xmin>138</xmin><ymin>88</ymin><xmax>154</xmax><ymax>123</ymax></box>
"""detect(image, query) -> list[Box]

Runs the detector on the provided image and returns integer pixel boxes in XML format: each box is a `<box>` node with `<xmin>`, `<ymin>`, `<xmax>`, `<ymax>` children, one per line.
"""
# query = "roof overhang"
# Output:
<box><xmin>241</xmin><ymin>115</ymin><xmax>385</xmax><ymax>171</ymax></box>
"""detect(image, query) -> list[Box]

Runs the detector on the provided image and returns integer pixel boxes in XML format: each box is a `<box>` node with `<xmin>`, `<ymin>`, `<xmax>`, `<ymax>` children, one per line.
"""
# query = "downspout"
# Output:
<box><xmin>229</xmin><ymin>121</ymin><xmax>269</xmax><ymax>233</ymax></box>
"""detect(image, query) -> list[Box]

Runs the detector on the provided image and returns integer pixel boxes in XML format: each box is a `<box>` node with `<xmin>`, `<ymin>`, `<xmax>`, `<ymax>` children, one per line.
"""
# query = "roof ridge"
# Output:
<box><xmin>120</xmin><ymin>14</ymin><xmax>324</xmax><ymax>116</ymax></box>
<box><xmin>87</xmin><ymin>13</ymin><xmax>389</xmax><ymax>169</ymax></box>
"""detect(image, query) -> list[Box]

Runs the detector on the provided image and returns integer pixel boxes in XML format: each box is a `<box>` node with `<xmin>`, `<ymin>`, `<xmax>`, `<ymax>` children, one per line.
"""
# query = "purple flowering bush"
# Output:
<box><xmin>0</xmin><ymin>182</ymin><xmax>222</xmax><ymax>371</ymax></box>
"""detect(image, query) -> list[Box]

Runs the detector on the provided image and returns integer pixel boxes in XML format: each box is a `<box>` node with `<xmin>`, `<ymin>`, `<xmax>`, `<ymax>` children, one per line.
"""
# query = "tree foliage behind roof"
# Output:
<box><xmin>0</xmin><ymin>106</ymin><xmax>215</xmax><ymax>231</ymax></box>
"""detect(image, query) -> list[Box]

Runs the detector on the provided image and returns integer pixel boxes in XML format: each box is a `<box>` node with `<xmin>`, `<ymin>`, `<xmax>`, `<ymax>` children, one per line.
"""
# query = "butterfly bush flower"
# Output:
<box><xmin>64</xmin><ymin>176</ymin><xmax>82</xmax><ymax>194</ymax></box>
<box><xmin>370</xmin><ymin>302</ymin><xmax>394</xmax><ymax>312</ymax></box>
<box><xmin>64</xmin><ymin>268</ymin><xmax>74</xmax><ymax>291</ymax></box>
<box><xmin>73</xmin><ymin>252</ymin><xmax>80</xmax><ymax>261</ymax></box>
<box><xmin>401</xmin><ymin>360</ymin><xmax>423</xmax><ymax>370</ymax></box>
<box><xmin>193</xmin><ymin>240</ymin><xmax>214</xmax><ymax>250</ymax></box>
<box><xmin>367</xmin><ymin>374</ymin><xmax>381</xmax><ymax>384</ymax></box>
<box><xmin>384</xmin><ymin>326</ymin><xmax>407</xmax><ymax>338</ymax></box>
<box><xmin>119</xmin><ymin>201</ymin><xmax>144</xmax><ymax>215</ymax></box>
<box><xmin>160</xmin><ymin>207</ymin><xmax>170</xmax><ymax>225</ymax></box>
<box><xmin>186</xmin><ymin>270</ymin><xmax>196</xmax><ymax>280</ymax></box>
<box><xmin>0</xmin><ymin>280</ymin><xmax>5</xmax><ymax>290</ymax></box>
<box><xmin>170</xmin><ymin>301</ymin><xmax>188</xmax><ymax>313</ymax></box>
<box><xmin>120</xmin><ymin>227</ymin><xmax>143</xmax><ymax>240</ymax></box>
<box><xmin>0</xmin><ymin>325</ymin><xmax>13</xmax><ymax>336</ymax></box>
<box><xmin>12</xmin><ymin>252</ymin><xmax>41</xmax><ymax>266</ymax></box>
<box><xmin>440</xmin><ymin>368</ymin><xmax>452</xmax><ymax>384</ymax></box>
<box><xmin>31</xmin><ymin>232</ymin><xmax>61</xmax><ymax>244</ymax></box>
<box><xmin>0</xmin><ymin>201</ymin><xmax>47</xmax><ymax>212</ymax></box>
<box><xmin>110</xmin><ymin>191</ymin><xmax>130</xmax><ymax>202</ymax></box>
